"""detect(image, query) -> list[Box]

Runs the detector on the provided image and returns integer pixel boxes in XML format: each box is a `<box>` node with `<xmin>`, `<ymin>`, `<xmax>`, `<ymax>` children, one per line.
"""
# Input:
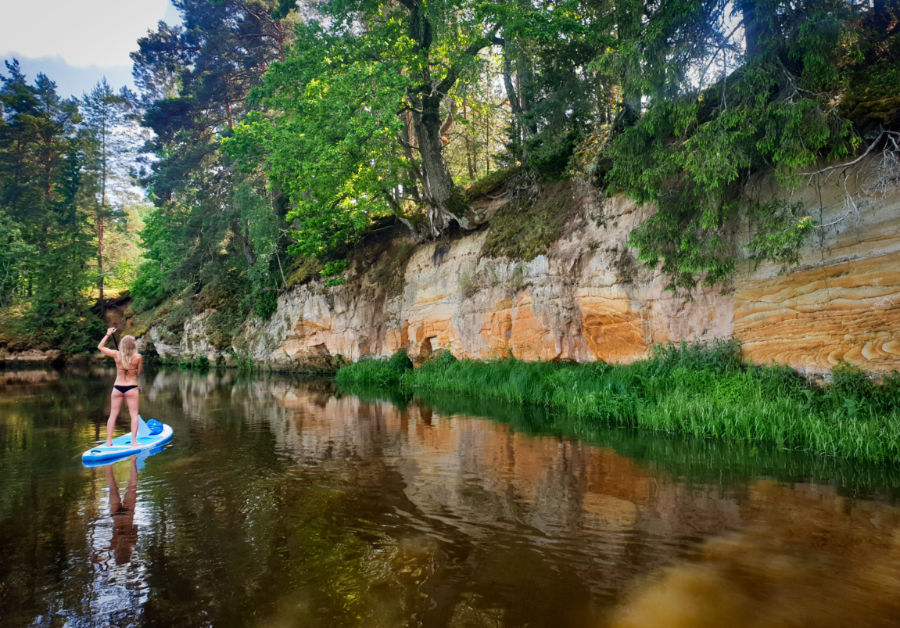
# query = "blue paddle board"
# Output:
<box><xmin>82</xmin><ymin>416</ymin><xmax>173</xmax><ymax>465</ymax></box>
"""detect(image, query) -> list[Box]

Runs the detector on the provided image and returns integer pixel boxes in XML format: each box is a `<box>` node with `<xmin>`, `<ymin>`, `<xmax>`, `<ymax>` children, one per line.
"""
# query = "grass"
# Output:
<box><xmin>335</xmin><ymin>350</ymin><xmax>413</xmax><ymax>387</ymax></box>
<box><xmin>336</xmin><ymin>339</ymin><xmax>900</xmax><ymax>464</ymax></box>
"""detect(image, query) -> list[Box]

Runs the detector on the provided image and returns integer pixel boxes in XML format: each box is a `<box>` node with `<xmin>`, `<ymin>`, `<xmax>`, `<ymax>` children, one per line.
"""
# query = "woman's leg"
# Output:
<box><xmin>124</xmin><ymin>388</ymin><xmax>140</xmax><ymax>446</ymax></box>
<box><xmin>106</xmin><ymin>390</ymin><xmax>124</xmax><ymax>446</ymax></box>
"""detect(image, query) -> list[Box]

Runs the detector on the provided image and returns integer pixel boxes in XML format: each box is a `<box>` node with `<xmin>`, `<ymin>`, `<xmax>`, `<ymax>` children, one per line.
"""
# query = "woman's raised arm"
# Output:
<box><xmin>98</xmin><ymin>328</ymin><xmax>118</xmax><ymax>358</ymax></box>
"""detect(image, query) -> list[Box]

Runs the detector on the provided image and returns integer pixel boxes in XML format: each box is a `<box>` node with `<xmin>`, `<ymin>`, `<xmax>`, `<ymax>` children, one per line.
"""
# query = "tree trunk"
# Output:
<box><xmin>412</xmin><ymin>94</ymin><xmax>464</xmax><ymax>236</ymax></box>
<box><xmin>99</xmin><ymin>119</ymin><xmax>108</xmax><ymax>315</ymax></box>
<box><xmin>398</xmin><ymin>0</ymin><xmax>497</xmax><ymax>235</ymax></box>
<box><xmin>97</xmin><ymin>216</ymin><xmax>105</xmax><ymax>315</ymax></box>
<box><xmin>241</xmin><ymin>229</ymin><xmax>256</xmax><ymax>267</ymax></box>
<box><xmin>501</xmin><ymin>40</ymin><xmax>528</xmax><ymax>159</ymax></box>
<box><xmin>399</xmin><ymin>112</ymin><xmax>422</xmax><ymax>202</ymax></box>
<box><xmin>615</xmin><ymin>0</ymin><xmax>644</xmax><ymax>129</ymax></box>
<box><xmin>738</xmin><ymin>0</ymin><xmax>763</xmax><ymax>60</ymax></box>
<box><xmin>462</xmin><ymin>95</ymin><xmax>476</xmax><ymax>179</ymax></box>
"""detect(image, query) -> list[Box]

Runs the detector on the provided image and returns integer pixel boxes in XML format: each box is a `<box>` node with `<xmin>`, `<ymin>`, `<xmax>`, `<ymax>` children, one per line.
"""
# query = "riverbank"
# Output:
<box><xmin>336</xmin><ymin>340</ymin><xmax>900</xmax><ymax>464</ymax></box>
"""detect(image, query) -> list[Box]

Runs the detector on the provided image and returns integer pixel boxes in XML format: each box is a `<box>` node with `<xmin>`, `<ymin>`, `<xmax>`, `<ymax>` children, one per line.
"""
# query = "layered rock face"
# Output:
<box><xmin>155</xmin><ymin>169</ymin><xmax>899</xmax><ymax>376</ymax></box>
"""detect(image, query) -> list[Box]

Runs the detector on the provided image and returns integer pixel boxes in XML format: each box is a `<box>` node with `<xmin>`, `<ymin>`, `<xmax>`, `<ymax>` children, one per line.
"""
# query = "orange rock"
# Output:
<box><xmin>735</xmin><ymin>252</ymin><xmax>900</xmax><ymax>374</ymax></box>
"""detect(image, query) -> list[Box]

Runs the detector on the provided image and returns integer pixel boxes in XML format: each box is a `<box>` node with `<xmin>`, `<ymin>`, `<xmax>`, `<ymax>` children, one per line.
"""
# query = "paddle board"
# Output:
<box><xmin>82</xmin><ymin>416</ymin><xmax>173</xmax><ymax>465</ymax></box>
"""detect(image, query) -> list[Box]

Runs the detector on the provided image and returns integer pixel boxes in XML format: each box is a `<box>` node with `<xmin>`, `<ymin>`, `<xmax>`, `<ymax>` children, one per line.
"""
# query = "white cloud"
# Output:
<box><xmin>0</xmin><ymin>0</ymin><xmax>171</xmax><ymax>68</ymax></box>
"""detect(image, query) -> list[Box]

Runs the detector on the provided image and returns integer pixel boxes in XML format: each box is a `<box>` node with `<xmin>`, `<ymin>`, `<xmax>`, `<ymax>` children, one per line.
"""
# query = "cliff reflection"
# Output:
<box><xmin>156</xmin><ymin>371</ymin><xmax>900</xmax><ymax>625</ymax></box>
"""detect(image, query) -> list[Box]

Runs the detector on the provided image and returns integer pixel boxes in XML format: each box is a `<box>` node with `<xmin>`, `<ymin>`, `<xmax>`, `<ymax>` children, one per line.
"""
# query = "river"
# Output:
<box><xmin>1</xmin><ymin>367</ymin><xmax>899</xmax><ymax>627</ymax></box>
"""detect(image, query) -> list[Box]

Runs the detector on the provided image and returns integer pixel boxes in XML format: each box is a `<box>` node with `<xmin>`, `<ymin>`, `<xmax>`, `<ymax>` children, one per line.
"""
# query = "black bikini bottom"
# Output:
<box><xmin>113</xmin><ymin>385</ymin><xmax>138</xmax><ymax>394</ymax></box>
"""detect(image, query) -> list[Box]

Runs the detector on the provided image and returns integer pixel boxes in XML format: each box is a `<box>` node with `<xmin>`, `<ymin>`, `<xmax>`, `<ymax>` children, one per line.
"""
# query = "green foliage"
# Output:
<box><xmin>253</xmin><ymin>289</ymin><xmax>278</xmax><ymax>320</ymax></box>
<box><xmin>234</xmin><ymin>352</ymin><xmax>255</xmax><ymax>372</ymax></box>
<box><xmin>0</xmin><ymin>62</ymin><xmax>106</xmax><ymax>352</ymax></box>
<box><xmin>79</xmin><ymin>78</ymin><xmax>143</xmax><ymax>306</ymax></box>
<box><xmin>27</xmin><ymin>300</ymin><xmax>104</xmax><ymax>354</ymax></box>
<box><xmin>285</xmin><ymin>255</ymin><xmax>324</xmax><ymax>288</ymax></box>
<box><xmin>830</xmin><ymin>361</ymin><xmax>873</xmax><ymax>403</ymax></box>
<box><xmin>130</xmin><ymin>260</ymin><xmax>167</xmax><ymax>310</ymax></box>
<box><xmin>207</xmin><ymin>309</ymin><xmax>244</xmax><ymax>351</ymax></box>
<box><xmin>649</xmin><ymin>337</ymin><xmax>743</xmax><ymax>375</ymax></box>
<box><xmin>338</xmin><ymin>340</ymin><xmax>900</xmax><ymax>463</ymax></box>
<box><xmin>387</xmin><ymin>349</ymin><xmax>414</xmax><ymax>371</ymax></box>
<box><xmin>155</xmin><ymin>297</ymin><xmax>192</xmax><ymax>334</ymax></box>
<box><xmin>228</xmin><ymin>0</ymin><xmax>515</xmax><ymax>274</ymax></box>
<box><xmin>234</xmin><ymin>183</ymin><xmax>281</xmax><ymax>319</ymax></box>
<box><xmin>601</xmin><ymin>0</ymin><xmax>876</xmax><ymax>290</ymax></box>
<box><xmin>0</xmin><ymin>214</ymin><xmax>35</xmax><ymax>307</ymax></box>
<box><xmin>227</xmin><ymin>21</ymin><xmax>413</xmax><ymax>264</ymax></box>
<box><xmin>422</xmin><ymin>348</ymin><xmax>457</xmax><ymax>369</ymax></box>
<box><xmin>839</xmin><ymin>5</ymin><xmax>900</xmax><ymax>132</ymax></box>
<box><xmin>336</xmin><ymin>350</ymin><xmax>413</xmax><ymax>387</ymax></box>
<box><xmin>179</xmin><ymin>354</ymin><xmax>210</xmax><ymax>370</ymax></box>
<box><xmin>321</xmin><ymin>260</ymin><xmax>350</xmax><ymax>281</ymax></box>
<box><xmin>131</xmin><ymin>0</ymin><xmax>290</xmax><ymax>333</ymax></box>
<box><xmin>463</xmin><ymin>167</ymin><xmax>518</xmax><ymax>202</ymax></box>
<box><xmin>746</xmin><ymin>202</ymin><xmax>814</xmax><ymax>268</ymax></box>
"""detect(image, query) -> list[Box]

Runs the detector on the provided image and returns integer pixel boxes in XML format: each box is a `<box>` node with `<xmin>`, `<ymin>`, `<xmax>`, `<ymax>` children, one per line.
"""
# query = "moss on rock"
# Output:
<box><xmin>481</xmin><ymin>181</ymin><xmax>579</xmax><ymax>261</ymax></box>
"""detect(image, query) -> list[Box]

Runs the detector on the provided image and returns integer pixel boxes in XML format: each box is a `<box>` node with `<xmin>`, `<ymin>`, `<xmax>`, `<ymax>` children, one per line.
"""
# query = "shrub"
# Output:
<box><xmin>650</xmin><ymin>337</ymin><xmax>743</xmax><ymax>375</ymax></box>
<box><xmin>387</xmin><ymin>349</ymin><xmax>413</xmax><ymax>372</ymax></box>
<box><xmin>337</xmin><ymin>350</ymin><xmax>414</xmax><ymax>387</ymax></box>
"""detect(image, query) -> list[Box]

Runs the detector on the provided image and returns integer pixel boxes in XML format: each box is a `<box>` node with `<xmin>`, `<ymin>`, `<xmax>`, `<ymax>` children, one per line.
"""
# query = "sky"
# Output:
<box><xmin>0</xmin><ymin>0</ymin><xmax>181</xmax><ymax>98</ymax></box>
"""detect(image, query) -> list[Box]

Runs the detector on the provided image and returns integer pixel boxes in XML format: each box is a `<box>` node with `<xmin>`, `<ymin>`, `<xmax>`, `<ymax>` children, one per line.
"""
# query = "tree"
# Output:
<box><xmin>231</xmin><ymin>0</ymin><xmax>510</xmax><ymax>255</ymax></box>
<box><xmin>134</xmin><ymin>0</ymin><xmax>899</xmax><ymax>307</ymax></box>
<box><xmin>80</xmin><ymin>79</ymin><xmax>139</xmax><ymax>312</ymax></box>
<box><xmin>0</xmin><ymin>214</ymin><xmax>34</xmax><ymax>307</ymax></box>
<box><xmin>599</xmin><ymin>0</ymin><xmax>895</xmax><ymax>290</ymax></box>
<box><xmin>0</xmin><ymin>61</ymin><xmax>101</xmax><ymax>351</ymax></box>
<box><xmin>131</xmin><ymin>0</ymin><xmax>295</xmax><ymax>323</ymax></box>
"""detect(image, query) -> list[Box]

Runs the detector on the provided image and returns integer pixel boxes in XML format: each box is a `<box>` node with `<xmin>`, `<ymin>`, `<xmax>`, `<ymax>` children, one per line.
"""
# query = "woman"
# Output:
<box><xmin>98</xmin><ymin>327</ymin><xmax>143</xmax><ymax>447</ymax></box>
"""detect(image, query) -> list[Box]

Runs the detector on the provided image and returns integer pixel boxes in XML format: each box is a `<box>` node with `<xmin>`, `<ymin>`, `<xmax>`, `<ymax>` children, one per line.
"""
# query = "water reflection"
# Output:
<box><xmin>1</xmin><ymin>368</ymin><xmax>899</xmax><ymax>626</ymax></box>
<box><xmin>103</xmin><ymin>457</ymin><xmax>139</xmax><ymax>566</ymax></box>
<box><xmin>611</xmin><ymin>481</ymin><xmax>900</xmax><ymax>627</ymax></box>
<box><xmin>80</xmin><ymin>455</ymin><xmax>150</xmax><ymax>626</ymax></box>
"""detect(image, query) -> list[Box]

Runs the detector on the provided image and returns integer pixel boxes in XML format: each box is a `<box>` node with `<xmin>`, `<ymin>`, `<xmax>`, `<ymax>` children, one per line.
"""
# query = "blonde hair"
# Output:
<box><xmin>119</xmin><ymin>335</ymin><xmax>138</xmax><ymax>369</ymax></box>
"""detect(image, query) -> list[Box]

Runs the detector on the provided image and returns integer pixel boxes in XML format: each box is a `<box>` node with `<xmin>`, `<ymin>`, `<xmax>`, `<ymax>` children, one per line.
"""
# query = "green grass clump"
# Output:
<box><xmin>337</xmin><ymin>340</ymin><xmax>900</xmax><ymax>464</ymax></box>
<box><xmin>336</xmin><ymin>350</ymin><xmax>413</xmax><ymax>387</ymax></box>
<box><xmin>177</xmin><ymin>354</ymin><xmax>211</xmax><ymax>370</ymax></box>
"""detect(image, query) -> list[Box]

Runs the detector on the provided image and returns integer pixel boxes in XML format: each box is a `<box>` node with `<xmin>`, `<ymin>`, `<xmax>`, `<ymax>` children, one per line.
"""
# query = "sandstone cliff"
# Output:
<box><xmin>147</xmin><ymin>166</ymin><xmax>900</xmax><ymax>376</ymax></box>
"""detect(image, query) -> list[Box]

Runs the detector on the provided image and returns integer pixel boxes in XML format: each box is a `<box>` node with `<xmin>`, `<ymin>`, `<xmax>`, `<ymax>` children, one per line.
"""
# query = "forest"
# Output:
<box><xmin>1</xmin><ymin>0</ymin><xmax>898</xmax><ymax>354</ymax></box>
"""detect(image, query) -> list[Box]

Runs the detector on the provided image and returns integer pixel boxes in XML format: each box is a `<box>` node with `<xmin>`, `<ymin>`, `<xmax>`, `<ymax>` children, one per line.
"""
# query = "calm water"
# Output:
<box><xmin>2</xmin><ymin>367</ymin><xmax>900</xmax><ymax>627</ymax></box>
